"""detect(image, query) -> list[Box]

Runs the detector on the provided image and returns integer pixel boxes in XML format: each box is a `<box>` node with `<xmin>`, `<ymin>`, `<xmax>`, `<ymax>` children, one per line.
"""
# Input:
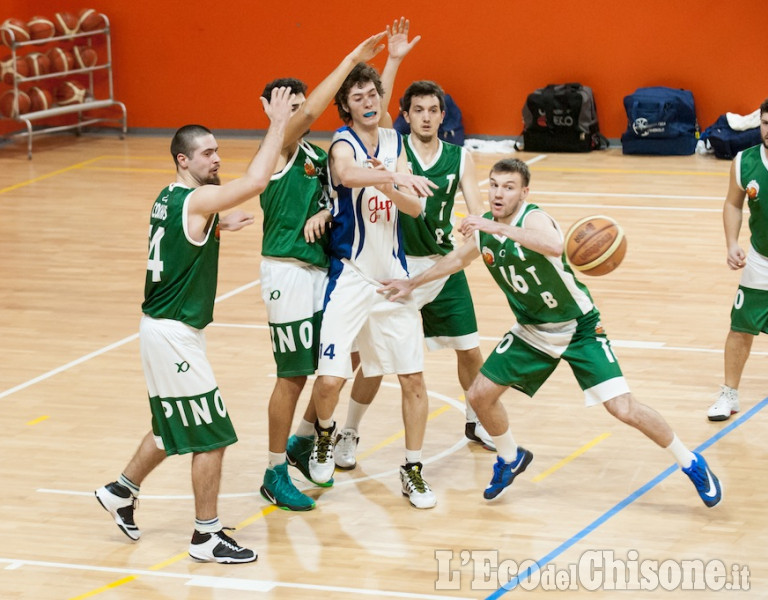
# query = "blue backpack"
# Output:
<box><xmin>701</xmin><ymin>114</ymin><xmax>761</xmax><ymax>160</ymax></box>
<box><xmin>621</xmin><ymin>87</ymin><xmax>699</xmax><ymax>155</ymax></box>
<box><xmin>394</xmin><ymin>93</ymin><xmax>465</xmax><ymax>146</ymax></box>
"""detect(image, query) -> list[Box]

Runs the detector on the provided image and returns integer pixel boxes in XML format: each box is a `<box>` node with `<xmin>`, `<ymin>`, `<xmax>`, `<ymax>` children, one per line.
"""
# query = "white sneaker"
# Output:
<box><xmin>309</xmin><ymin>422</ymin><xmax>336</xmax><ymax>484</ymax></box>
<box><xmin>707</xmin><ymin>386</ymin><xmax>739</xmax><ymax>422</ymax></box>
<box><xmin>95</xmin><ymin>482</ymin><xmax>140</xmax><ymax>540</ymax></box>
<box><xmin>465</xmin><ymin>420</ymin><xmax>496</xmax><ymax>451</ymax></box>
<box><xmin>334</xmin><ymin>428</ymin><xmax>359</xmax><ymax>469</ymax></box>
<box><xmin>400</xmin><ymin>462</ymin><xmax>437</xmax><ymax>509</ymax></box>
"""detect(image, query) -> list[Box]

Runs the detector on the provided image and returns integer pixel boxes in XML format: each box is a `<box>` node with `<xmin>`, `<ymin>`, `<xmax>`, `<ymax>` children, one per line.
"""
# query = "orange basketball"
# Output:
<box><xmin>28</xmin><ymin>86</ymin><xmax>54</xmax><ymax>112</ymax></box>
<box><xmin>54</xmin><ymin>12</ymin><xmax>79</xmax><ymax>36</ymax></box>
<box><xmin>27</xmin><ymin>16</ymin><xmax>56</xmax><ymax>43</ymax></box>
<box><xmin>1</xmin><ymin>18</ymin><xmax>31</xmax><ymax>47</ymax></box>
<box><xmin>1</xmin><ymin>55</ymin><xmax>29</xmax><ymax>84</ymax></box>
<box><xmin>565</xmin><ymin>215</ymin><xmax>627</xmax><ymax>276</ymax></box>
<box><xmin>47</xmin><ymin>47</ymin><xmax>74</xmax><ymax>73</ymax></box>
<box><xmin>77</xmin><ymin>9</ymin><xmax>106</xmax><ymax>33</ymax></box>
<box><xmin>0</xmin><ymin>89</ymin><xmax>31</xmax><ymax>118</ymax></box>
<box><xmin>73</xmin><ymin>45</ymin><xmax>98</xmax><ymax>69</ymax></box>
<box><xmin>25</xmin><ymin>51</ymin><xmax>51</xmax><ymax>76</ymax></box>
<box><xmin>56</xmin><ymin>80</ymin><xmax>87</xmax><ymax>105</ymax></box>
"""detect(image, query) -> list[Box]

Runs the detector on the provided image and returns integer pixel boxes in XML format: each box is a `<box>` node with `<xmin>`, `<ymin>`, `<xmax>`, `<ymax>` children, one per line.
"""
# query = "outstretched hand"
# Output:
<box><xmin>458</xmin><ymin>214</ymin><xmax>503</xmax><ymax>237</ymax></box>
<box><xmin>386</xmin><ymin>17</ymin><xmax>421</xmax><ymax>60</ymax></box>
<box><xmin>219</xmin><ymin>210</ymin><xmax>255</xmax><ymax>232</ymax></box>
<box><xmin>260</xmin><ymin>86</ymin><xmax>295</xmax><ymax>124</ymax></box>
<box><xmin>350</xmin><ymin>31</ymin><xmax>387</xmax><ymax>63</ymax></box>
<box><xmin>377</xmin><ymin>278</ymin><xmax>413</xmax><ymax>302</ymax></box>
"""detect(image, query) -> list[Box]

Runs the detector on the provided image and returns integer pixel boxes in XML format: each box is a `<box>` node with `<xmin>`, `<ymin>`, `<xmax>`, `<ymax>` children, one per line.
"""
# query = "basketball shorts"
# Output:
<box><xmin>480</xmin><ymin>309</ymin><xmax>630</xmax><ymax>406</ymax></box>
<box><xmin>406</xmin><ymin>255</ymin><xmax>480</xmax><ymax>351</ymax></box>
<box><xmin>260</xmin><ymin>257</ymin><xmax>327</xmax><ymax>377</ymax></box>
<box><xmin>317</xmin><ymin>263</ymin><xmax>423</xmax><ymax>379</ymax></box>
<box><xmin>731</xmin><ymin>248</ymin><xmax>768</xmax><ymax>335</ymax></box>
<box><xmin>139</xmin><ymin>316</ymin><xmax>238</xmax><ymax>456</ymax></box>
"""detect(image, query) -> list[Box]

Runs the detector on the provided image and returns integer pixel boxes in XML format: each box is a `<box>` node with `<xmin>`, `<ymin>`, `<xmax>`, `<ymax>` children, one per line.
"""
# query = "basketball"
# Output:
<box><xmin>27</xmin><ymin>16</ymin><xmax>56</xmax><ymax>43</ymax></box>
<box><xmin>1</xmin><ymin>18</ymin><xmax>31</xmax><ymax>47</ymax></box>
<box><xmin>0</xmin><ymin>89</ymin><xmax>31</xmax><ymax>118</ymax></box>
<box><xmin>54</xmin><ymin>12</ymin><xmax>79</xmax><ymax>36</ymax></box>
<box><xmin>26</xmin><ymin>52</ymin><xmax>51</xmax><ymax>76</ymax></box>
<box><xmin>56</xmin><ymin>80</ymin><xmax>87</xmax><ymax>105</ymax></box>
<box><xmin>1</xmin><ymin>55</ymin><xmax>29</xmax><ymax>85</ymax></box>
<box><xmin>47</xmin><ymin>47</ymin><xmax>74</xmax><ymax>73</ymax></box>
<box><xmin>564</xmin><ymin>215</ymin><xmax>627</xmax><ymax>276</ymax></box>
<box><xmin>77</xmin><ymin>9</ymin><xmax>106</xmax><ymax>33</ymax></box>
<box><xmin>73</xmin><ymin>45</ymin><xmax>98</xmax><ymax>69</ymax></box>
<box><xmin>28</xmin><ymin>86</ymin><xmax>53</xmax><ymax>112</ymax></box>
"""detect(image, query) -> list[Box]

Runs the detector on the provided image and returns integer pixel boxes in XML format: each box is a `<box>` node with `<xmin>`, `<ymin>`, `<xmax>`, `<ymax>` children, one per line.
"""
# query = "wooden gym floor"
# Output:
<box><xmin>0</xmin><ymin>132</ymin><xmax>766</xmax><ymax>599</ymax></box>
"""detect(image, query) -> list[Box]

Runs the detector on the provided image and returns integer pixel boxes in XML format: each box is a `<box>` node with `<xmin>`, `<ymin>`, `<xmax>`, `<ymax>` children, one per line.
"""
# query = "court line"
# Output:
<box><xmin>486</xmin><ymin>396</ymin><xmax>768</xmax><ymax>598</ymax></box>
<box><xmin>0</xmin><ymin>156</ymin><xmax>107</xmax><ymax>196</ymax></box>
<box><xmin>0</xmin><ymin>558</ymin><xmax>473</xmax><ymax>600</ymax></box>
<box><xmin>531</xmin><ymin>432</ymin><xmax>612</xmax><ymax>482</ymax></box>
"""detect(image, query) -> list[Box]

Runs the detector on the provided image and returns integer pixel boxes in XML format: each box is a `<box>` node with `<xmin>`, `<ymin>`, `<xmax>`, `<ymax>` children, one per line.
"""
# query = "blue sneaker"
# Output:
<box><xmin>286</xmin><ymin>434</ymin><xmax>334</xmax><ymax>488</ymax></box>
<box><xmin>260</xmin><ymin>463</ymin><xmax>316</xmax><ymax>511</ymax></box>
<box><xmin>682</xmin><ymin>452</ymin><xmax>723</xmax><ymax>508</ymax></box>
<box><xmin>483</xmin><ymin>448</ymin><xmax>533</xmax><ymax>500</ymax></box>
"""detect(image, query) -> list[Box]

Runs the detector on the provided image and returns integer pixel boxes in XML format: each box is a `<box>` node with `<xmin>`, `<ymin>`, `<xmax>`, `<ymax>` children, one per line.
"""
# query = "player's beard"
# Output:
<box><xmin>206</xmin><ymin>174</ymin><xmax>221</xmax><ymax>185</ymax></box>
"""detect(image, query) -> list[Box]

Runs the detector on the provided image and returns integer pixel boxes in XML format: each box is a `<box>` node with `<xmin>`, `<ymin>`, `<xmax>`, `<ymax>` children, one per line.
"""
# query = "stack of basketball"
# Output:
<box><xmin>0</xmin><ymin>10</ymin><xmax>105</xmax><ymax>118</ymax></box>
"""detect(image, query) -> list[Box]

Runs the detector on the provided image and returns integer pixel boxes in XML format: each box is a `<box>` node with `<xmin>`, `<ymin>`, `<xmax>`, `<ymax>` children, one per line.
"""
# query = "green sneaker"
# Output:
<box><xmin>286</xmin><ymin>434</ymin><xmax>334</xmax><ymax>487</ymax></box>
<box><xmin>260</xmin><ymin>463</ymin><xmax>316</xmax><ymax>511</ymax></box>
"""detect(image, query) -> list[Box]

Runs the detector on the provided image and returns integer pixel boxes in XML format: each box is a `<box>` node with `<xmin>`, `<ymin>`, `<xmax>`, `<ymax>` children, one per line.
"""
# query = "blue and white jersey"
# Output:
<box><xmin>327</xmin><ymin>126</ymin><xmax>408</xmax><ymax>284</ymax></box>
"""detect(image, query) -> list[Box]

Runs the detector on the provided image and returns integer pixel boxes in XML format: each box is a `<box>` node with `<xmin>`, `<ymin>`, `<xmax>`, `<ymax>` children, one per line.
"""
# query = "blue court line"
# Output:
<box><xmin>485</xmin><ymin>397</ymin><xmax>768</xmax><ymax>599</ymax></box>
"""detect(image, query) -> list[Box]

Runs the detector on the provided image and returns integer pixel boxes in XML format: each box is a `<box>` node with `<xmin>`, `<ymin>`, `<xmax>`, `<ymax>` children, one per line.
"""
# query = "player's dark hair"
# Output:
<box><xmin>400</xmin><ymin>80</ymin><xmax>445</xmax><ymax>113</ymax></box>
<box><xmin>490</xmin><ymin>158</ymin><xmax>531</xmax><ymax>187</ymax></box>
<box><xmin>760</xmin><ymin>98</ymin><xmax>768</xmax><ymax>116</ymax></box>
<box><xmin>334</xmin><ymin>62</ymin><xmax>384</xmax><ymax>124</ymax></box>
<box><xmin>170</xmin><ymin>124</ymin><xmax>213</xmax><ymax>168</ymax></box>
<box><xmin>262</xmin><ymin>77</ymin><xmax>307</xmax><ymax>100</ymax></box>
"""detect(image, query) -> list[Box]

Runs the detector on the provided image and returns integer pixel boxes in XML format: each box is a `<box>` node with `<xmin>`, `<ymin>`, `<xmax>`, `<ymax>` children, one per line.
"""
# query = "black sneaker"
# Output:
<box><xmin>95</xmin><ymin>482</ymin><xmax>140</xmax><ymax>540</ymax></box>
<box><xmin>188</xmin><ymin>529</ymin><xmax>257</xmax><ymax>563</ymax></box>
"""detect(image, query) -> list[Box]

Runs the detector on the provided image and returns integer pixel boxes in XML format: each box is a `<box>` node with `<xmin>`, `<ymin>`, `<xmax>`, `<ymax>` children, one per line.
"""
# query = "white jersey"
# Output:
<box><xmin>327</xmin><ymin>126</ymin><xmax>408</xmax><ymax>284</ymax></box>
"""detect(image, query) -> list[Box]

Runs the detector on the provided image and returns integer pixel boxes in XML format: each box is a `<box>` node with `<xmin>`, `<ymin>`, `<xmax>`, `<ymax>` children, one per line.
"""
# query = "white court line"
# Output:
<box><xmin>0</xmin><ymin>558</ymin><xmax>473</xmax><ymax>600</ymax></box>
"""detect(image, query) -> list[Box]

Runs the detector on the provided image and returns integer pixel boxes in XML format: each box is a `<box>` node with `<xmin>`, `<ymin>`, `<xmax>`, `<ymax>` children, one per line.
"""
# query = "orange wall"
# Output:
<box><xmin>3</xmin><ymin>0</ymin><xmax>764</xmax><ymax>139</ymax></box>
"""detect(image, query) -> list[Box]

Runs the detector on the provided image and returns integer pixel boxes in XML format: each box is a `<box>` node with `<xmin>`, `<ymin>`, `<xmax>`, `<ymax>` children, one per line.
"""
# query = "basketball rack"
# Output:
<box><xmin>0</xmin><ymin>13</ymin><xmax>127</xmax><ymax>159</ymax></box>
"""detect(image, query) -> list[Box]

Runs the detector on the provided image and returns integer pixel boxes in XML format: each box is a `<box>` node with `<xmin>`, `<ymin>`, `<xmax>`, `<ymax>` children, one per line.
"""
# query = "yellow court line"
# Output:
<box><xmin>68</xmin><ymin>576</ymin><xmax>138</xmax><ymax>600</ymax></box>
<box><xmin>530</xmin><ymin>166</ymin><xmax>728</xmax><ymax>177</ymax></box>
<box><xmin>532</xmin><ymin>432</ymin><xmax>612</xmax><ymax>482</ymax></box>
<box><xmin>26</xmin><ymin>415</ymin><xmax>49</xmax><ymax>426</ymax></box>
<box><xmin>356</xmin><ymin>404</ymin><xmax>452</xmax><ymax>461</ymax></box>
<box><xmin>0</xmin><ymin>156</ymin><xmax>107</xmax><ymax>196</ymax></box>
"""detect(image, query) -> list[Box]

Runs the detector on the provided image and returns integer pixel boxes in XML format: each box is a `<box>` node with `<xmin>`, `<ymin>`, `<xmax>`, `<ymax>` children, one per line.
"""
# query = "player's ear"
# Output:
<box><xmin>520</xmin><ymin>186</ymin><xmax>530</xmax><ymax>200</ymax></box>
<box><xmin>403</xmin><ymin>110</ymin><xmax>411</xmax><ymax>124</ymax></box>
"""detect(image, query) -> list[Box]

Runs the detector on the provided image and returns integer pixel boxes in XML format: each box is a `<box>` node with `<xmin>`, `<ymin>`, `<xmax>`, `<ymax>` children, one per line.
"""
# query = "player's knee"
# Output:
<box><xmin>603</xmin><ymin>393</ymin><xmax>636</xmax><ymax>424</ymax></box>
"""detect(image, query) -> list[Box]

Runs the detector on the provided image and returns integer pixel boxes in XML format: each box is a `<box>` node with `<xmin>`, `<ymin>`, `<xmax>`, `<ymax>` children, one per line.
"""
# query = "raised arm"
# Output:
<box><xmin>283</xmin><ymin>31</ymin><xmax>386</xmax><ymax>147</ymax></box>
<box><xmin>459</xmin><ymin>211</ymin><xmax>564</xmax><ymax>257</ymax></box>
<box><xmin>378</xmin><ymin>17</ymin><xmax>420</xmax><ymax>128</ymax></box>
<box><xmin>188</xmin><ymin>87</ymin><xmax>293</xmax><ymax>220</ymax></box>
<box><xmin>723</xmin><ymin>159</ymin><xmax>748</xmax><ymax>270</ymax></box>
<box><xmin>458</xmin><ymin>152</ymin><xmax>485</xmax><ymax>216</ymax></box>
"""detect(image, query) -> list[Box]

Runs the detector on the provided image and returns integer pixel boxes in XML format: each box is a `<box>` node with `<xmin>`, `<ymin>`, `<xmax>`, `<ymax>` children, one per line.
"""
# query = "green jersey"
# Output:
<box><xmin>476</xmin><ymin>204</ymin><xmax>594</xmax><ymax>325</ymax></box>
<box><xmin>142</xmin><ymin>183</ymin><xmax>220</xmax><ymax>330</ymax></box>
<box><xmin>400</xmin><ymin>135</ymin><xmax>466</xmax><ymax>256</ymax></box>
<box><xmin>735</xmin><ymin>143</ymin><xmax>768</xmax><ymax>256</ymax></box>
<box><xmin>260</xmin><ymin>140</ymin><xmax>330</xmax><ymax>268</ymax></box>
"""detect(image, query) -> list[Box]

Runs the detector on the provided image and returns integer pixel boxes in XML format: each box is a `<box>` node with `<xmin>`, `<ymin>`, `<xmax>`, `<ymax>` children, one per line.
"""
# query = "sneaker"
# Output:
<box><xmin>707</xmin><ymin>386</ymin><xmax>739</xmax><ymax>421</ymax></box>
<box><xmin>95</xmin><ymin>482</ymin><xmax>140</xmax><ymax>541</ymax></box>
<box><xmin>286</xmin><ymin>434</ymin><xmax>334</xmax><ymax>487</ymax></box>
<box><xmin>334</xmin><ymin>428</ymin><xmax>360</xmax><ymax>469</ymax></box>
<box><xmin>260</xmin><ymin>463</ymin><xmax>315</xmax><ymax>511</ymax></box>
<box><xmin>188</xmin><ymin>529</ymin><xmax>257</xmax><ymax>563</ymax></box>
<box><xmin>465</xmin><ymin>420</ymin><xmax>496</xmax><ymax>451</ymax></box>
<box><xmin>309</xmin><ymin>422</ymin><xmax>337</xmax><ymax>484</ymax></box>
<box><xmin>399</xmin><ymin>462</ymin><xmax>437</xmax><ymax>509</ymax></box>
<box><xmin>483</xmin><ymin>448</ymin><xmax>533</xmax><ymax>500</ymax></box>
<box><xmin>682</xmin><ymin>452</ymin><xmax>723</xmax><ymax>508</ymax></box>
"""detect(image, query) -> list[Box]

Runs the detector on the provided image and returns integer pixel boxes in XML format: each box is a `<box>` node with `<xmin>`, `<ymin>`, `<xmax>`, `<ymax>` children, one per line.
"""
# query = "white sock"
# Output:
<box><xmin>666</xmin><ymin>434</ymin><xmax>696</xmax><ymax>469</ymax></box>
<box><xmin>343</xmin><ymin>398</ymin><xmax>370</xmax><ymax>431</ymax></box>
<box><xmin>295</xmin><ymin>419</ymin><xmax>314</xmax><ymax>437</ymax></box>
<box><xmin>405</xmin><ymin>448</ymin><xmax>422</xmax><ymax>465</ymax></box>
<box><xmin>118</xmin><ymin>473</ymin><xmax>139</xmax><ymax>496</ymax></box>
<box><xmin>268</xmin><ymin>451</ymin><xmax>286</xmax><ymax>468</ymax></box>
<box><xmin>464</xmin><ymin>391</ymin><xmax>477</xmax><ymax>422</ymax></box>
<box><xmin>317</xmin><ymin>417</ymin><xmax>334</xmax><ymax>430</ymax></box>
<box><xmin>492</xmin><ymin>430</ymin><xmax>518</xmax><ymax>463</ymax></box>
<box><xmin>195</xmin><ymin>517</ymin><xmax>221</xmax><ymax>534</ymax></box>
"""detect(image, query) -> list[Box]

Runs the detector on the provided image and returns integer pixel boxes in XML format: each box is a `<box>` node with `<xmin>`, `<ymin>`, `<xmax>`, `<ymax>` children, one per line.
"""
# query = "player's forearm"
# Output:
<box><xmin>723</xmin><ymin>203</ymin><xmax>744</xmax><ymax>248</ymax></box>
<box><xmin>245</xmin><ymin>119</ymin><xmax>289</xmax><ymax>193</ymax></box>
